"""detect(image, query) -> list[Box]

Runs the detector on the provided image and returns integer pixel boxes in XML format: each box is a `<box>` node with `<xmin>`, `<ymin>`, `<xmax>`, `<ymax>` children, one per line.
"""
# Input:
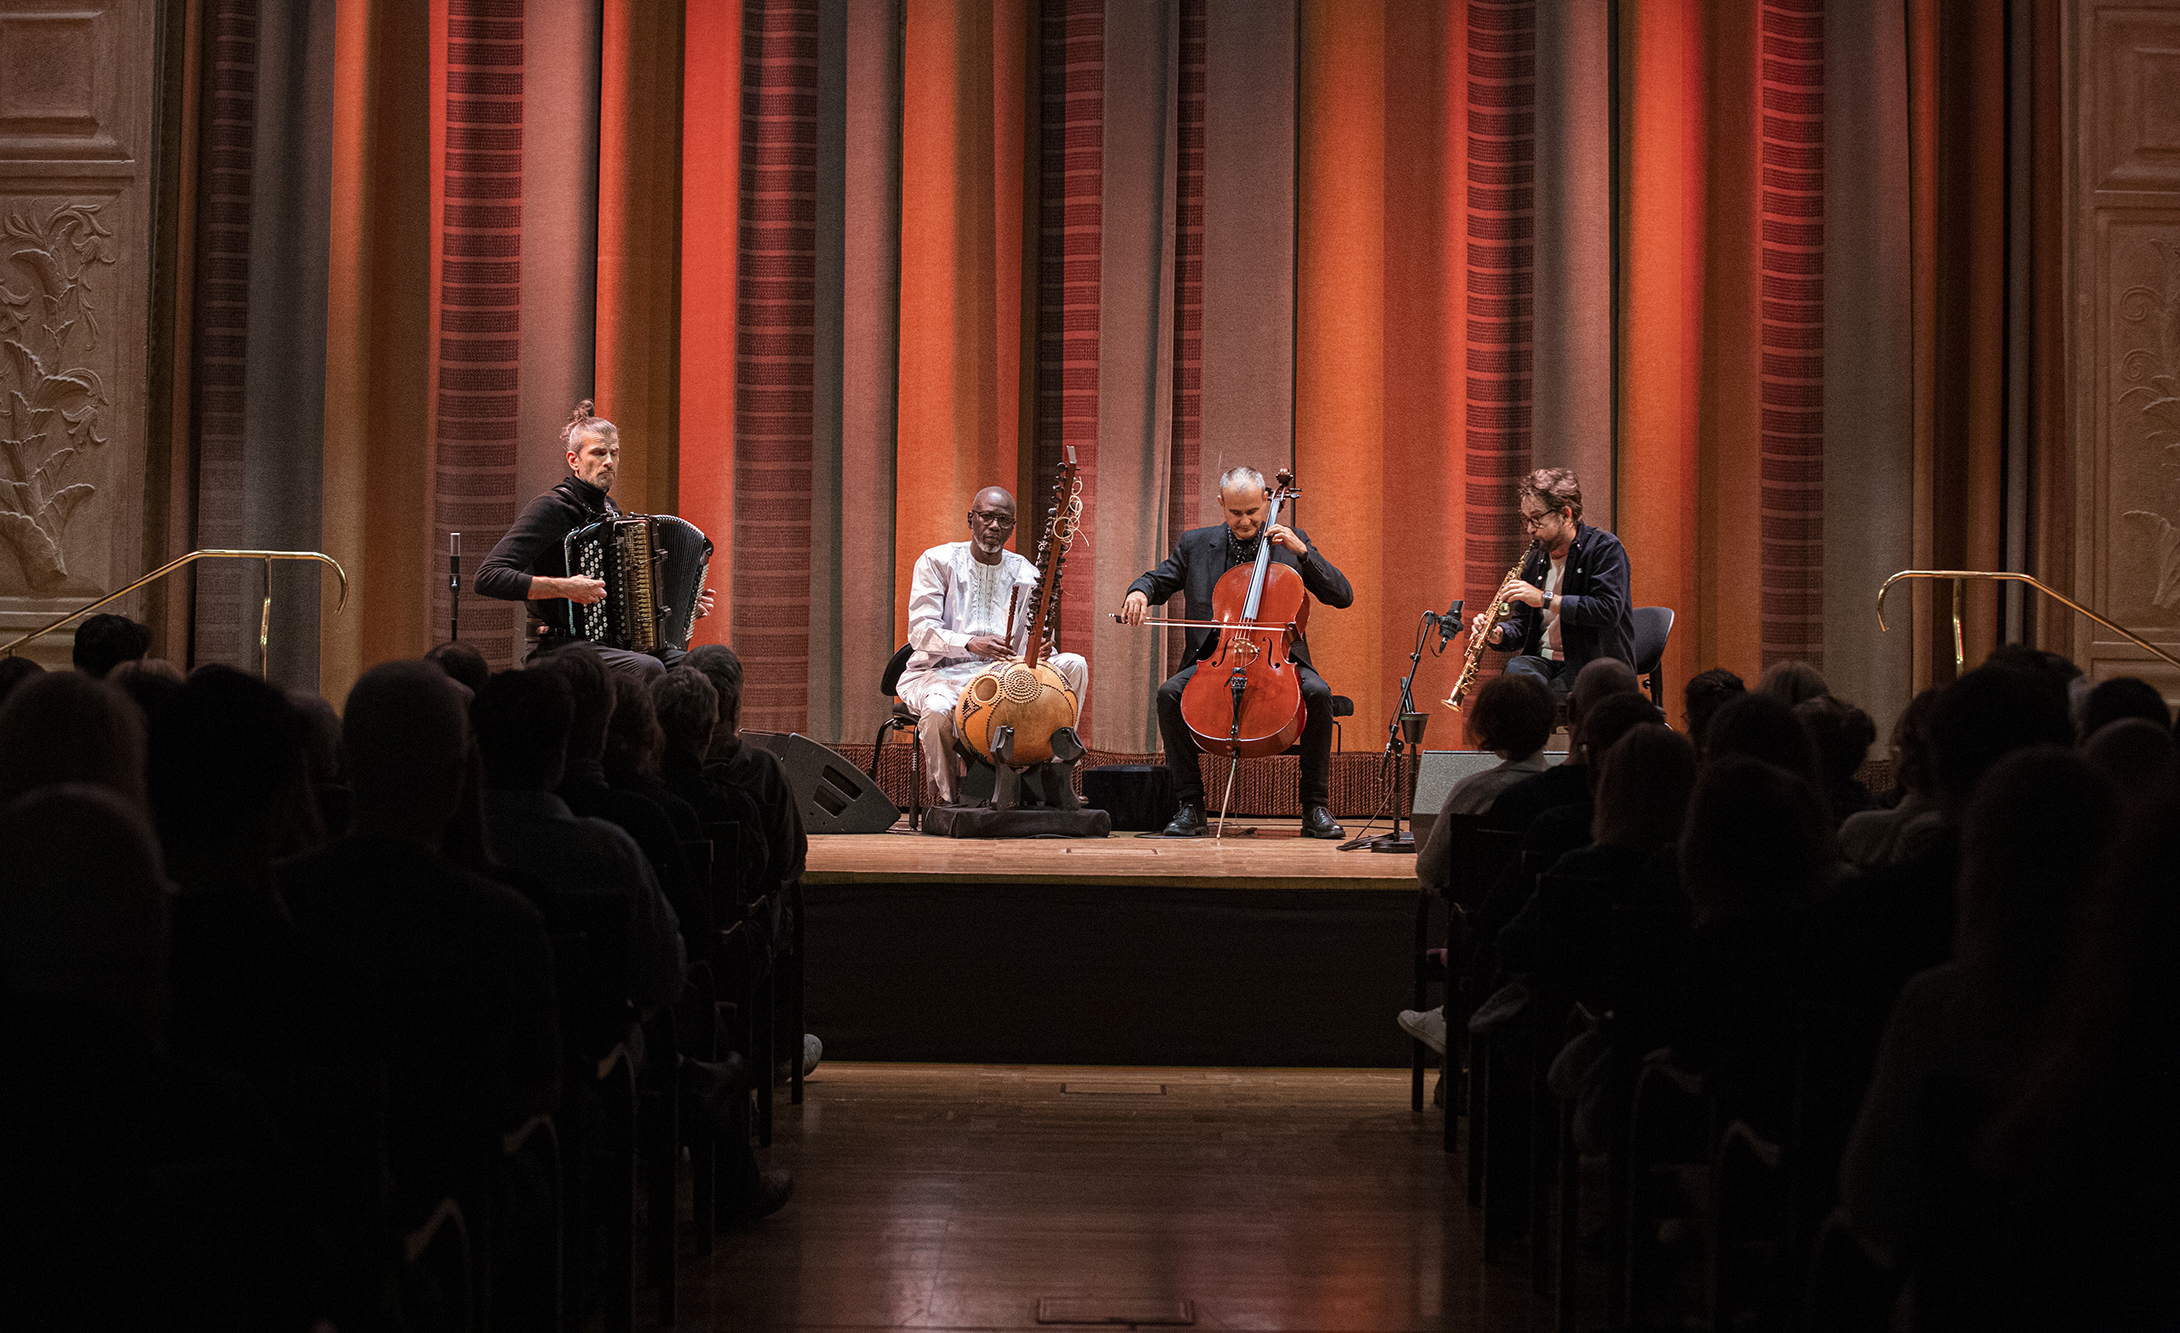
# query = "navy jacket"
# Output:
<box><xmin>1492</xmin><ymin>521</ymin><xmax>1636</xmax><ymax>671</ymax></box>
<box><xmin>1127</xmin><ymin>523</ymin><xmax>1354</xmax><ymax>672</ymax></box>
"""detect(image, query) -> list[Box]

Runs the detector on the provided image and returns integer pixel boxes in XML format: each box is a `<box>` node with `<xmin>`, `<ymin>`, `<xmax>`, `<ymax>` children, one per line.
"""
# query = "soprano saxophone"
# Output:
<box><xmin>1441</xmin><ymin>544</ymin><xmax>1537</xmax><ymax>712</ymax></box>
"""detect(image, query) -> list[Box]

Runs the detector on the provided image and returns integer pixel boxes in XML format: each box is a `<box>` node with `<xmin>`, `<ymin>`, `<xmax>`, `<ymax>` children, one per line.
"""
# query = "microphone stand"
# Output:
<box><xmin>1360</xmin><ymin>611</ymin><xmax>1435</xmax><ymax>853</ymax></box>
<box><xmin>448</xmin><ymin>532</ymin><xmax>462</xmax><ymax>642</ymax></box>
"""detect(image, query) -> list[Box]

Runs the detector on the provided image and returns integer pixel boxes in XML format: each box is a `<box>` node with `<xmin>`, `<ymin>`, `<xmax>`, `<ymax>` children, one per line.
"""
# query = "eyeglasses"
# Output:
<box><xmin>1520</xmin><ymin>510</ymin><xmax>1554</xmax><ymax>530</ymax></box>
<box><xmin>968</xmin><ymin>510</ymin><xmax>1015</xmax><ymax>529</ymax></box>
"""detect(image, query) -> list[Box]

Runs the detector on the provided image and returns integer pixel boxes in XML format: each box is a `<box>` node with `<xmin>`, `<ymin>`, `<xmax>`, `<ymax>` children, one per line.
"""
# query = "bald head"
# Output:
<box><xmin>967</xmin><ymin>486</ymin><xmax>1017</xmax><ymax>559</ymax></box>
<box><xmin>1569</xmin><ymin>657</ymin><xmax>1641</xmax><ymax>727</ymax></box>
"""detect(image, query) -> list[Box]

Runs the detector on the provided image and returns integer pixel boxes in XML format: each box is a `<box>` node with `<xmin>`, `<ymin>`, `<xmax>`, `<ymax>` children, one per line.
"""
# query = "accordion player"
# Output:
<box><xmin>564</xmin><ymin>514</ymin><xmax>714</xmax><ymax>654</ymax></box>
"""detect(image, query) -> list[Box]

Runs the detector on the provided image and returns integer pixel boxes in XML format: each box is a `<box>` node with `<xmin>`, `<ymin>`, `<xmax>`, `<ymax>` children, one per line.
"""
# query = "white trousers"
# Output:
<box><xmin>897</xmin><ymin>653</ymin><xmax>1088</xmax><ymax>802</ymax></box>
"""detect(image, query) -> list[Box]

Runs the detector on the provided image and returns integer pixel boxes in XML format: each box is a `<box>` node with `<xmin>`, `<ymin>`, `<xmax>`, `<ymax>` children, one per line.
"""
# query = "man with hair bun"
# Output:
<box><xmin>1470</xmin><ymin>467</ymin><xmax>1636</xmax><ymax>703</ymax></box>
<box><xmin>476</xmin><ymin>400</ymin><xmax>714</xmax><ymax>680</ymax></box>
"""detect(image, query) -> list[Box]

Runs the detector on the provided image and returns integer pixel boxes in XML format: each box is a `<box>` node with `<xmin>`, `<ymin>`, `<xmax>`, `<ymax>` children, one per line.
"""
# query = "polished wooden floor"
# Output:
<box><xmin>676</xmin><ymin>1063</ymin><xmax>1535</xmax><ymax>1332</ymax></box>
<box><xmin>806</xmin><ymin>819</ymin><xmax>1422</xmax><ymax>891</ymax></box>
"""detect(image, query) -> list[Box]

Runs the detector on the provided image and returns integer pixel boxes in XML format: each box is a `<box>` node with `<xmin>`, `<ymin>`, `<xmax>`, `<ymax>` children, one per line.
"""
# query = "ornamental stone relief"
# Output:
<box><xmin>0</xmin><ymin>199</ymin><xmax>114</xmax><ymax>596</ymax></box>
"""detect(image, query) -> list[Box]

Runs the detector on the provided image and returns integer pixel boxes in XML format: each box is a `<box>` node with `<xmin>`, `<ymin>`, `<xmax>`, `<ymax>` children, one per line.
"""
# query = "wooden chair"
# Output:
<box><xmin>491</xmin><ymin>1114</ymin><xmax>562</xmax><ymax>1333</ymax></box>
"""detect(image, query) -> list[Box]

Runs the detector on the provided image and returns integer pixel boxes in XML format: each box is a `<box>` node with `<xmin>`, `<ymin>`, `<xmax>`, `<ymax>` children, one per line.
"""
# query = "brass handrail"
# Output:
<box><xmin>1876</xmin><ymin>569</ymin><xmax>2180</xmax><ymax>675</ymax></box>
<box><xmin>1</xmin><ymin>549</ymin><xmax>348</xmax><ymax>677</ymax></box>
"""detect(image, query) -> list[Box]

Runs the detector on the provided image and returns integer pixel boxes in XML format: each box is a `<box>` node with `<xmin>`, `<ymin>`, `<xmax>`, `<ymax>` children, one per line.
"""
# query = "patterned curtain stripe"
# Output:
<box><xmin>431</xmin><ymin>0</ymin><xmax>524</xmax><ymax>668</ymax></box>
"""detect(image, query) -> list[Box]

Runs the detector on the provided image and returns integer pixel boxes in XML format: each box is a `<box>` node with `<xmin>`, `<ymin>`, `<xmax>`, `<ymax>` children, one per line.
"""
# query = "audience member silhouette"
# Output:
<box><xmin>2080</xmin><ymin>716</ymin><xmax>2176</xmax><ymax>799</ymax></box>
<box><xmin>1796</xmin><ymin>694</ymin><xmax>1880</xmax><ymax>818</ymax></box>
<box><xmin>1680</xmin><ymin>666</ymin><xmax>1745</xmax><ymax>756</ymax></box>
<box><xmin>1975</xmin><ymin>774</ymin><xmax>2180</xmax><ymax>1327</ymax></box>
<box><xmin>278</xmin><ymin>661</ymin><xmax>559</xmax><ymax>1222</ymax></box>
<box><xmin>424</xmin><ymin>639</ymin><xmax>490</xmax><ymax>696</ymax></box>
<box><xmin>1755</xmin><ymin>658</ymin><xmax>1827</xmax><ymax>705</ymax></box>
<box><xmin>604</xmin><ymin>670</ymin><xmax>705</xmax><ymax>842</ymax></box>
<box><xmin>1842</xmin><ymin>747</ymin><xmax>2116</xmax><ymax>1295</ymax></box>
<box><xmin>144</xmin><ymin>666</ymin><xmax>385</xmax><ymax>1327</ymax></box>
<box><xmin>1838</xmin><ymin>685</ymin><xmax>1944</xmax><ymax>867</ymax></box>
<box><xmin>0</xmin><ymin>670</ymin><xmax>148</xmax><ymax>811</ymax></box>
<box><xmin>1</xmin><ymin>784</ymin><xmax>317</xmax><ymax>1330</ymax></box>
<box><xmin>71</xmin><ymin>611</ymin><xmax>152</xmax><ymax>678</ymax></box>
<box><xmin>1483</xmin><ymin>656</ymin><xmax>1642</xmax><ymax>834</ymax></box>
<box><xmin>471</xmin><ymin>667</ymin><xmax>686</xmax><ymax>1007</ymax></box>
<box><xmin>534</xmin><ymin>644</ymin><xmax>715</xmax><ymax>947</ymax></box>
<box><xmin>0</xmin><ymin>652</ymin><xmax>43</xmax><ymax>705</ymax></box>
<box><xmin>1415</xmin><ymin>671</ymin><xmax>1555</xmax><ymax>897</ymax></box>
<box><xmin>1703</xmin><ymin>690</ymin><xmax>1824</xmax><ymax>801</ymax></box>
<box><xmin>107</xmin><ymin>655</ymin><xmax>186</xmax><ymax>720</ymax></box>
<box><xmin>688</xmin><ymin>643</ymin><xmax>808</xmax><ymax>893</ymax></box>
<box><xmin>2077</xmin><ymin>673</ymin><xmax>2170</xmax><ymax>740</ymax></box>
<box><xmin>1669</xmin><ymin>756</ymin><xmax>1834</xmax><ymax>1140</ymax></box>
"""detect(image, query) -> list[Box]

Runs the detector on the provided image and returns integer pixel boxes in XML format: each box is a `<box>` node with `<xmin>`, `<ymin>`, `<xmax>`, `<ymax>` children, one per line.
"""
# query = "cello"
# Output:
<box><xmin>1118</xmin><ymin>470</ymin><xmax>1312</xmax><ymax>819</ymax></box>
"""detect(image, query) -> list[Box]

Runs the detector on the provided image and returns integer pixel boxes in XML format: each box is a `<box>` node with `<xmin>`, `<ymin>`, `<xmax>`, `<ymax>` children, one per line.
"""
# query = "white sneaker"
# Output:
<box><xmin>801</xmin><ymin>1032</ymin><xmax>823</xmax><ymax>1077</ymax></box>
<box><xmin>1397</xmin><ymin>1006</ymin><xmax>1447</xmax><ymax>1055</ymax></box>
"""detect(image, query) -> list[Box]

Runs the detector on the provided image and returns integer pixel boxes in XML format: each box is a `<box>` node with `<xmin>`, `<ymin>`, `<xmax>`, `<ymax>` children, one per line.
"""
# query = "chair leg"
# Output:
<box><xmin>1557</xmin><ymin>1093</ymin><xmax>1580</xmax><ymax>1332</ymax></box>
<box><xmin>907</xmin><ymin>723</ymin><xmax>922</xmax><ymax>831</ymax></box>
<box><xmin>1412</xmin><ymin>895</ymin><xmax>1430</xmax><ymax>1114</ymax></box>
<box><xmin>1467</xmin><ymin>1028</ymin><xmax>1489</xmax><ymax>1198</ymax></box>
<box><xmin>789</xmin><ymin>883</ymin><xmax>806</xmax><ymax>1106</ymax></box>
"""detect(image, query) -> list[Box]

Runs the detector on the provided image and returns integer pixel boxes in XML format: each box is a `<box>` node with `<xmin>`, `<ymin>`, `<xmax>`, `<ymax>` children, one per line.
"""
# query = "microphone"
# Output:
<box><xmin>1435</xmin><ymin>597</ymin><xmax>1465</xmax><ymax>649</ymax></box>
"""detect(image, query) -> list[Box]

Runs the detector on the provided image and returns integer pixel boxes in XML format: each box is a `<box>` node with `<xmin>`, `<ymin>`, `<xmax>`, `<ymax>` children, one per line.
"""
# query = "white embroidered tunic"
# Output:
<box><xmin>895</xmin><ymin>541</ymin><xmax>1042</xmax><ymax>712</ymax></box>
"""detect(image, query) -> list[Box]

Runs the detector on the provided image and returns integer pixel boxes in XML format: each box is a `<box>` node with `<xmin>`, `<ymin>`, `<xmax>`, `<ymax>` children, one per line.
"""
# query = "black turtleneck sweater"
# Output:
<box><xmin>475</xmin><ymin>475</ymin><xmax>618</xmax><ymax>637</ymax></box>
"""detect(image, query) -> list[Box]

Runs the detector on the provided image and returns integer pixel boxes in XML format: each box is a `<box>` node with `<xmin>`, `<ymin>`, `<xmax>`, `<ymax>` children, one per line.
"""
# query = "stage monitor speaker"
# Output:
<box><xmin>1409</xmin><ymin>749</ymin><xmax>1565</xmax><ymax>846</ymax></box>
<box><xmin>741</xmin><ymin>731</ymin><xmax>900</xmax><ymax>834</ymax></box>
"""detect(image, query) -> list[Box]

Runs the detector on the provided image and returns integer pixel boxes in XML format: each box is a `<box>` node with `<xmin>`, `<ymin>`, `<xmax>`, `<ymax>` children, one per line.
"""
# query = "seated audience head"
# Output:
<box><xmin>685</xmin><ymin>643</ymin><xmax>746</xmax><ymax>739</ymax></box>
<box><xmin>652</xmin><ymin>666</ymin><xmax>720</xmax><ymax>765</ymax></box>
<box><xmin>0</xmin><ymin>785</ymin><xmax>169</xmax><ymax>1042</ymax></box>
<box><xmin>2078</xmin><ymin>675</ymin><xmax>2170</xmax><ymax>742</ymax></box>
<box><xmin>2081</xmin><ymin>717</ymin><xmax>2175</xmax><ymax>797</ymax></box>
<box><xmin>1703</xmin><ymin>690</ymin><xmax>1823</xmax><ymax>793</ymax></box>
<box><xmin>424</xmin><ymin>640</ymin><xmax>490</xmax><ymax>696</ymax></box>
<box><xmin>0</xmin><ymin>653</ymin><xmax>44</xmax><ymax>706</ymax></box>
<box><xmin>606</xmin><ymin>673</ymin><xmax>666</xmax><ymax>777</ymax></box>
<box><xmin>146</xmin><ymin>665</ymin><xmax>311</xmax><ymax>888</ymax></box>
<box><xmin>1889</xmin><ymin>685</ymin><xmax>1945</xmax><ymax>798</ymax></box>
<box><xmin>1681</xmin><ymin>667</ymin><xmax>1746</xmax><ymax>756</ymax></box>
<box><xmin>289</xmin><ymin>689</ymin><xmax>344</xmax><ymax>786</ymax></box>
<box><xmin>1591</xmin><ymin>723</ymin><xmax>1697</xmax><ymax>851</ymax></box>
<box><xmin>1680</xmin><ymin>756</ymin><xmax>1835</xmax><ymax>923</ymax></box>
<box><xmin>534</xmin><ymin>643</ymin><xmax>615</xmax><ymax>763</ymax></box>
<box><xmin>1569</xmin><ymin>655</ymin><xmax>1641</xmax><ymax>728</ymax></box>
<box><xmin>71</xmin><ymin>612</ymin><xmax>152</xmax><ymax>678</ymax></box>
<box><xmin>342</xmin><ymin>660</ymin><xmax>472</xmax><ymax>847</ymax></box>
<box><xmin>1958</xmin><ymin>746</ymin><xmax>2116</xmax><ymax>1000</ymax></box>
<box><xmin>1576</xmin><ymin>691</ymin><xmax>1664</xmax><ymax>772</ymax></box>
<box><xmin>1795</xmin><ymin>694</ymin><xmax>1879</xmax><ymax>809</ymax></box>
<box><xmin>472</xmin><ymin>668</ymin><xmax>575</xmax><ymax>793</ymax></box>
<box><xmin>1467</xmin><ymin>671</ymin><xmax>1554</xmax><ymax>760</ymax></box>
<box><xmin>107</xmin><ymin>658</ymin><xmax>185</xmax><ymax>720</ymax></box>
<box><xmin>1931</xmin><ymin>664</ymin><xmax>2074</xmax><ymax>818</ymax></box>
<box><xmin>0</xmin><ymin>671</ymin><xmax>148</xmax><ymax>811</ymax></box>
<box><xmin>1757</xmin><ymin>658</ymin><xmax>1829</xmax><ymax>705</ymax></box>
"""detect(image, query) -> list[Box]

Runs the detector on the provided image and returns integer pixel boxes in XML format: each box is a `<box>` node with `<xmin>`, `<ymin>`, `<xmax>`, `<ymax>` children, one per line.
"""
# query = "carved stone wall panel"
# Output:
<box><xmin>2090</xmin><ymin>7</ymin><xmax>2180</xmax><ymax>193</ymax></box>
<box><xmin>2074</xmin><ymin>1</ymin><xmax>2180</xmax><ymax>697</ymax></box>
<box><xmin>0</xmin><ymin>0</ymin><xmax>151</xmax><ymax>666</ymax></box>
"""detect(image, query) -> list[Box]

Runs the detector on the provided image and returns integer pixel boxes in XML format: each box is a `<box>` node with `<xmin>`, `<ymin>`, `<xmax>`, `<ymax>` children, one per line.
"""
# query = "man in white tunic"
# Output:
<box><xmin>897</xmin><ymin>486</ymin><xmax>1089</xmax><ymax>803</ymax></box>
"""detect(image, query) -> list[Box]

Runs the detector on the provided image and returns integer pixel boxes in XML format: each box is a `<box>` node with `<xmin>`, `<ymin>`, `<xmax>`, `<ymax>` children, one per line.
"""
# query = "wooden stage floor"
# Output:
<box><xmin>676</xmin><ymin>1063</ymin><xmax>1533</xmax><ymax>1332</ymax></box>
<box><xmin>805</xmin><ymin>818</ymin><xmax>1426</xmax><ymax>892</ymax></box>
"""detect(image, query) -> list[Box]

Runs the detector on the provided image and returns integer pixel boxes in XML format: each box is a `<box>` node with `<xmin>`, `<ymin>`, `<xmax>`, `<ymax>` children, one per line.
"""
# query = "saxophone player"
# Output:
<box><xmin>1469</xmin><ymin>468</ymin><xmax>1636</xmax><ymax>703</ymax></box>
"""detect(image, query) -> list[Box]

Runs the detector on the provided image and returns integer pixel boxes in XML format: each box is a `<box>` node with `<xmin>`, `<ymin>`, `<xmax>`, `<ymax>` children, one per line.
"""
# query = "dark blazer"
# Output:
<box><xmin>475</xmin><ymin>475</ymin><xmax>619</xmax><ymax>638</ymax></box>
<box><xmin>1128</xmin><ymin>523</ymin><xmax>1354</xmax><ymax>671</ymax></box>
<box><xmin>1492</xmin><ymin>521</ymin><xmax>1636</xmax><ymax>671</ymax></box>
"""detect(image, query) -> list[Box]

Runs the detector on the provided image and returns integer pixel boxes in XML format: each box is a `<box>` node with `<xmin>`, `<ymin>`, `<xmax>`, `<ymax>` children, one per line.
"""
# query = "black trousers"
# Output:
<box><xmin>1505</xmin><ymin>653</ymin><xmax>1576</xmax><ymax>702</ymax></box>
<box><xmin>530</xmin><ymin>633</ymin><xmax>684</xmax><ymax>682</ymax></box>
<box><xmin>1156</xmin><ymin>660</ymin><xmax>1336</xmax><ymax>810</ymax></box>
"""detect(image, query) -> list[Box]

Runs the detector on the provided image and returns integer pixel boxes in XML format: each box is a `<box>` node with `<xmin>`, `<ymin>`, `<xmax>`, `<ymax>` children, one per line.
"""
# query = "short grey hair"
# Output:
<box><xmin>1217</xmin><ymin>466</ymin><xmax>1267</xmax><ymax>495</ymax></box>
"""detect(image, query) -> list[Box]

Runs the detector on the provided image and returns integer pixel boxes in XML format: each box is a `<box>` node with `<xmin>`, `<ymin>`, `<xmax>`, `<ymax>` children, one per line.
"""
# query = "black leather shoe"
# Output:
<box><xmin>1162</xmin><ymin>801</ymin><xmax>1209</xmax><ymax>837</ymax></box>
<box><xmin>1301</xmin><ymin>805</ymin><xmax>1345</xmax><ymax>839</ymax></box>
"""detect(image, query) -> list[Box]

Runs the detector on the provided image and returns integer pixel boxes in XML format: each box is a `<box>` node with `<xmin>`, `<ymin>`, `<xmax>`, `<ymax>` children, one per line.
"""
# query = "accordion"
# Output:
<box><xmin>563</xmin><ymin>514</ymin><xmax>714</xmax><ymax>653</ymax></box>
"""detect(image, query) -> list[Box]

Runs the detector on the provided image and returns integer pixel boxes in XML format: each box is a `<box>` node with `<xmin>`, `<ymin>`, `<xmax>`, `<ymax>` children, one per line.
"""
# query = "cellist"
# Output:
<box><xmin>1120</xmin><ymin>467</ymin><xmax>1355</xmax><ymax>838</ymax></box>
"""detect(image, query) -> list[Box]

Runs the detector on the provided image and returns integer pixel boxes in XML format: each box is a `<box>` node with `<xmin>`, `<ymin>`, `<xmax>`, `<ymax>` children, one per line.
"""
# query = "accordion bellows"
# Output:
<box><xmin>564</xmin><ymin>514</ymin><xmax>714</xmax><ymax>653</ymax></box>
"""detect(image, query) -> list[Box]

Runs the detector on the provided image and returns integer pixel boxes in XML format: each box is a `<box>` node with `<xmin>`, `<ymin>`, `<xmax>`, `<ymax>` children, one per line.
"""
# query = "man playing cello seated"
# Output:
<box><xmin>1120</xmin><ymin>467</ymin><xmax>1355</xmax><ymax>838</ymax></box>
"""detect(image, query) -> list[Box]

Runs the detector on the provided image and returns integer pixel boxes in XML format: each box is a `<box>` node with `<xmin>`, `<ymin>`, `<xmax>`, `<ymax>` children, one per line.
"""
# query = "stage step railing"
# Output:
<box><xmin>0</xmin><ymin>549</ymin><xmax>348</xmax><ymax>677</ymax></box>
<box><xmin>1876</xmin><ymin>568</ymin><xmax>2180</xmax><ymax>675</ymax></box>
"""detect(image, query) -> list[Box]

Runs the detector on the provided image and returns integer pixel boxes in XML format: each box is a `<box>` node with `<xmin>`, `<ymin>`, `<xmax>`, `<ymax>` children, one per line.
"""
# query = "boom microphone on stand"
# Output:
<box><xmin>1432</xmin><ymin>598</ymin><xmax>1465</xmax><ymax>649</ymax></box>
